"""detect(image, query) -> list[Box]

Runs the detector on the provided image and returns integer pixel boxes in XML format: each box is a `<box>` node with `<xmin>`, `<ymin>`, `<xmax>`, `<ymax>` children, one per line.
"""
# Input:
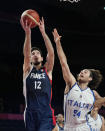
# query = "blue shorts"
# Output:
<box><xmin>24</xmin><ymin>108</ymin><xmax>56</xmax><ymax>131</ymax></box>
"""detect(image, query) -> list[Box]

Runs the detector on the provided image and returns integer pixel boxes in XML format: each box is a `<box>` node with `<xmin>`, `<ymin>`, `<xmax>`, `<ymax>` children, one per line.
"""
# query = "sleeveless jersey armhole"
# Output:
<box><xmin>44</xmin><ymin>66</ymin><xmax>52</xmax><ymax>85</ymax></box>
<box><xmin>64</xmin><ymin>82</ymin><xmax>77</xmax><ymax>96</ymax></box>
<box><xmin>23</xmin><ymin>65</ymin><xmax>33</xmax><ymax>99</ymax></box>
<box><xmin>90</xmin><ymin>89</ymin><xmax>96</xmax><ymax>111</ymax></box>
<box><xmin>23</xmin><ymin>65</ymin><xmax>33</xmax><ymax>80</ymax></box>
<box><xmin>99</xmin><ymin>115</ymin><xmax>103</xmax><ymax>122</ymax></box>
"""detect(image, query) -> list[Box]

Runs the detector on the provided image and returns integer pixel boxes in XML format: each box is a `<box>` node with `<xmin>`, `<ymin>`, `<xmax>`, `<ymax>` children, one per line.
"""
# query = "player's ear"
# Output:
<box><xmin>89</xmin><ymin>77</ymin><xmax>92</xmax><ymax>82</ymax></box>
<box><xmin>41</xmin><ymin>57</ymin><xmax>43</xmax><ymax>61</ymax></box>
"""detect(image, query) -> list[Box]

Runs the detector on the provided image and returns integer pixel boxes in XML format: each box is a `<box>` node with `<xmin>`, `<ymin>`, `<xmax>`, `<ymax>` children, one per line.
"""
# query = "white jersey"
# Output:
<box><xmin>87</xmin><ymin>114</ymin><xmax>102</xmax><ymax>131</ymax></box>
<box><xmin>64</xmin><ymin>82</ymin><xmax>95</xmax><ymax>129</ymax></box>
<box><xmin>56</xmin><ymin>123</ymin><xmax>64</xmax><ymax>131</ymax></box>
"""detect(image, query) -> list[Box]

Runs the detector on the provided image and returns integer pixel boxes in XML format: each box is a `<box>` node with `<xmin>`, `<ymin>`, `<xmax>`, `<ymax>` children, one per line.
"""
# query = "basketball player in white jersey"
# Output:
<box><xmin>87</xmin><ymin>108</ymin><xmax>105</xmax><ymax>131</ymax></box>
<box><xmin>52</xmin><ymin>28</ymin><xmax>104</xmax><ymax>131</ymax></box>
<box><xmin>56</xmin><ymin>114</ymin><xmax>64</xmax><ymax>131</ymax></box>
<box><xmin>87</xmin><ymin>98</ymin><xmax>105</xmax><ymax>131</ymax></box>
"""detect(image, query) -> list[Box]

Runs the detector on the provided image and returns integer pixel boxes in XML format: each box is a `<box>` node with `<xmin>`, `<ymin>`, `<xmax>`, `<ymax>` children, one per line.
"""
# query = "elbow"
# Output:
<box><xmin>50</xmin><ymin>50</ymin><xmax>54</xmax><ymax>56</ymax></box>
<box><xmin>48</xmin><ymin>51</ymin><xmax>54</xmax><ymax>59</ymax></box>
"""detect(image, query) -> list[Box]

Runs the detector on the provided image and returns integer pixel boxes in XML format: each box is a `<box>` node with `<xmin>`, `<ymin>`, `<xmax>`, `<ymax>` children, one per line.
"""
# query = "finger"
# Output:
<box><xmin>59</xmin><ymin>36</ymin><xmax>62</xmax><ymax>39</ymax></box>
<box><xmin>29</xmin><ymin>22</ymin><xmax>32</xmax><ymax>28</ymax></box>
<box><xmin>40</xmin><ymin>18</ymin><xmax>43</xmax><ymax>25</ymax></box>
<box><xmin>54</xmin><ymin>29</ymin><xmax>59</xmax><ymax>36</ymax></box>
<box><xmin>39</xmin><ymin>19</ymin><xmax>42</xmax><ymax>25</ymax></box>
<box><xmin>37</xmin><ymin>22</ymin><xmax>40</xmax><ymax>26</ymax></box>
<box><xmin>42</xmin><ymin>17</ymin><xmax>44</xmax><ymax>24</ymax></box>
<box><xmin>54</xmin><ymin>28</ymin><xmax>57</xmax><ymax>32</ymax></box>
<box><xmin>52</xmin><ymin>31</ymin><xmax>54</xmax><ymax>36</ymax></box>
<box><xmin>38</xmin><ymin>20</ymin><xmax>41</xmax><ymax>26</ymax></box>
<box><xmin>55</xmin><ymin>29</ymin><xmax>59</xmax><ymax>35</ymax></box>
<box><xmin>20</xmin><ymin>18</ymin><xmax>24</xmax><ymax>26</ymax></box>
<box><xmin>54</xmin><ymin>28</ymin><xmax>56</xmax><ymax>33</ymax></box>
<box><xmin>20</xmin><ymin>18</ymin><xmax>25</xmax><ymax>29</ymax></box>
<box><xmin>52</xmin><ymin>30</ymin><xmax>56</xmax><ymax>37</ymax></box>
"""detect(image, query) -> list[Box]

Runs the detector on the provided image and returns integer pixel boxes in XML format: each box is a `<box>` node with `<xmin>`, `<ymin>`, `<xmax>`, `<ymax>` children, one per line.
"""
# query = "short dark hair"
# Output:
<box><xmin>31</xmin><ymin>47</ymin><xmax>43</xmax><ymax>57</ymax></box>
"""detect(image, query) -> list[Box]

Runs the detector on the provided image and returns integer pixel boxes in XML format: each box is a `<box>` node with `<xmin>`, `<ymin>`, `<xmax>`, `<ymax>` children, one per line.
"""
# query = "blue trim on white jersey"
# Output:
<box><xmin>64</xmin><ymin>95</ymin><xmax>68</xmax><ymax>123</ymax></box>
<box><xmin>90</xmin><ymin>89</ymin><xmax>95</xmax><ymax>104</ymax></box>
<box><xmin>89</xmin><ymin>89</ymin><xmax>95</xmax><ymax>111</ymax></box>
<box><xmin>64</xmin><ymin>82</ymin><xmax>77</xmax><ymax>122</ymax></box>
<box><xmin>66</xmin><ymin>82</ymin><xmax>77</xmax><ymax>96</ymax></box>
<box><xmin>86</xmin><ymin>115</ymin><xmax>92</xmax><ymax>131</ymax></box>
<box><xmin>64</xmin><ymin>82</ymin><xmax>77</xmax><ymax>99</ymax></box>
<box><xmin>99</xmin><ymin>115</ymin><xmax>102</xmax><ymax>123</ymax></box>
<box><xmin>71</xmin><ymin>82</ymin><xmax>77</xmax><ymax>89</ymax></box>
<box><xmin>77</xmin><ymin>83</ymin><xmax>89</xmax><ymax>92</ymax></box>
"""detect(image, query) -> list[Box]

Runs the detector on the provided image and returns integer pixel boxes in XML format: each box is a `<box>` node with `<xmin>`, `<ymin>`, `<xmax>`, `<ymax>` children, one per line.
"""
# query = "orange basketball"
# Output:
<box><xmin>21</xmin><ymin>9</ymin><xmax>40</xmax><ymax>28</ymax></box>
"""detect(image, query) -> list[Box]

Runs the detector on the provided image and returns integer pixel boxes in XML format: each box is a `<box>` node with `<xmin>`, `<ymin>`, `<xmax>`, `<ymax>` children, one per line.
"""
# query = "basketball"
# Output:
<box><xmin>21</xmin><ymin>9</ymin><xmax>40</xmax><ymax>28</ymax></box>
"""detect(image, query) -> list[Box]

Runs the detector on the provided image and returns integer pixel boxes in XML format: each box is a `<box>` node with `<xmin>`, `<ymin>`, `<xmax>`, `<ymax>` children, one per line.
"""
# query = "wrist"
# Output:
<box><xmin>55</xmin><ymin>37</ymin><xmax>60</xmax><ymax>43</ymax></box>
<box><xmin>41</xmin><ymin>30</ymin><xmax>46</xmax><ymax>35</ymax></box>
<box><xmin>25</xmin><ymin>31</ymin><xmax>31</xmax><ymax>36</ymax></box>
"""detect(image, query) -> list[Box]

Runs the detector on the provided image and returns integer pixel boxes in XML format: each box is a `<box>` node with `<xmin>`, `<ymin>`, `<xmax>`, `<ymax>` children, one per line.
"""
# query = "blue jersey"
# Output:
<box><xmin>23</xmin><ymin>66</ymin><xmax>56</xmax><ymax>130</ymax></box>
<box><xmin>23</xmin><ymin>66</ymin><xmax>54</xmax><ymax>113</ymax></box>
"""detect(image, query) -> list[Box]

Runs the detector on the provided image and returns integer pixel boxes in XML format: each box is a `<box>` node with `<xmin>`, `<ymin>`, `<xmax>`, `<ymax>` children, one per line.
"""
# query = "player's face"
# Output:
<box><xmin>57</xmin><ymin>114</ymin><xmax>64</xmax><ymax>122</ymax></box>
<box><xmin>91</xmin><ymin>107</ymin><xmax>98</xmax><ymax>115</ymax></box>
<box><xmin>78</xmin><ymin>69</ymin><xmax>92</xmax><ymax>83</ymax></box>
<box><xmin>31</xmin><ymin>50</ymin><xmax>43</xmax><ymax>65</ymax></box>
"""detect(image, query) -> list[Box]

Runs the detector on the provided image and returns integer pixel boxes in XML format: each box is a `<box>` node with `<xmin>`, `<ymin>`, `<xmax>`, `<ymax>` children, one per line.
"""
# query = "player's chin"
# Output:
<box><xmin>78</xmin><ymin>78</ymin><xmax>84</xmax><ymax>83</ymax></box>
<box><xmin>78</xmin><ymin>77</ymin><xmax>82</xmax><ymax>81</ymax></box>
<box><xmin>34</xmin><ymin>61</ymin><xmax>41</xmax><ymax>65</ymax></box>
<box><xmin>33</xmin><ymin>59</ymin><xmax>38</xmax><ymax>63</ymax></box>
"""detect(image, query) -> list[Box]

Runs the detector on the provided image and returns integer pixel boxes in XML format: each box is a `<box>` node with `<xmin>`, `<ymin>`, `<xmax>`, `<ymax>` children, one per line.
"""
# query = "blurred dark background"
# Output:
<box><xmin>0</xmin><ymin>0</ymin><xmax>105</xmax><ymax>130</ymax></box>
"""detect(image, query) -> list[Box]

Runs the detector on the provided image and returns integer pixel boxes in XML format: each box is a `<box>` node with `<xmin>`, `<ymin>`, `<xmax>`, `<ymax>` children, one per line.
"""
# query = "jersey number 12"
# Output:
<box><xmin>34</xmin><ymin>81</ymin><xmax>41</xmax><ymax>89</ymax></box>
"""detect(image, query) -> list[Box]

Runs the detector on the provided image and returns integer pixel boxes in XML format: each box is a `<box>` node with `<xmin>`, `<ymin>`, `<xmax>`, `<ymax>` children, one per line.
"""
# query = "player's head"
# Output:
<box><xmin>56</xmin><ymin>114</ymin><xmax>64</xmax><ymax>124</ymax></box>
<box><xmin>77</xmin><ymin>69</ymin><xmax>103</xmax><ymax>89</ymax></box>
<box><xmin>91</xmin><ymin>106</ymin><xmax>100</xmax><ymax>115</ymax></box>
<box><xmin>88</xmin><ymin>69</ymin><xmax>103</xmax><ymax>89</ymax></box>
<box><xmin>31</xmin><ymin>47</ymin><xmax>43</xmax><ymax>66</ymax></box>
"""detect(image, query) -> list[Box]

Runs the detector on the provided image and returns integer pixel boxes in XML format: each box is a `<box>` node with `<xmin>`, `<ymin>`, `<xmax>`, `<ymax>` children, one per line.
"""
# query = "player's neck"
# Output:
<box><xmin>34</xmin><ymin>64</ymin><xmax>42</xmax><ymax>70</ymax></box>
<box><xmin>78</xmin><ymin>82</ymin><xmax>88</xmax><ymax>90</ymax></box>
<box><xmin>91</xmin><ymin>112</ymin><xmax>98</xmax><ymax>120</ymax></box>
<box><xmin>58</xmin><ymin>123</ymin><xmax>64</xmax><ymax>127</ymax></box>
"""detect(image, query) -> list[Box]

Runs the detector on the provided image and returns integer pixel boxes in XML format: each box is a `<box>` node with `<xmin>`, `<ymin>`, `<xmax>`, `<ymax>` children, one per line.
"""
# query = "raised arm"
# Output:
<box><xmin>38</xmin><ymin>17</ymin><xmax>54</xmax><ymax>77</ymax></box>
<box><xmin>20</xmin><ymin>18</ymin><xmax>32</xmax><ymax>75</ymax></box>
<box><xmin>52</xmin><ymin>28</ymin><xmax>76</xmax><ymax>88</ymax></box>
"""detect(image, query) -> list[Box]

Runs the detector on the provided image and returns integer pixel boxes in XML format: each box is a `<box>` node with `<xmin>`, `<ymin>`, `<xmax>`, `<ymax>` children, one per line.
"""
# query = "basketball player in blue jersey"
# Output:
<box><xmin>52</xmin><ymin>28</ymin><xmax>104</xmax><ymax>131</ymax></box>
<box><xmin>87</xmin><ymin>98</ymin><xmax>105</xmax><ymax>131</ymax></box>
<box><xmin>20</xmin><ymin>17</ymin><xmax>57</xmax><ymax>131</ymax></box>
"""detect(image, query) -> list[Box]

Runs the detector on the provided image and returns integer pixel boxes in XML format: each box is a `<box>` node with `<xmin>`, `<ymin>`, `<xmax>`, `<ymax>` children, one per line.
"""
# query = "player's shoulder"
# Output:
<box><xmin>64</xmin><ymin>82</ymin><xmax>78</xmax><ymax>95</ymax></box>
<box><xmin>43</xmin><ymin>66</ymin><xmax>53</xmax><ymax>80</ymax></box>
<box><xmin>93</xmin><ymin>90</ymin><xmax>101</xmax><ymax>100</ymax></box>
<box><xmin>23</xmin><ymin>65</ymin><xmax>33</xmax><ymax>79</ymax></box>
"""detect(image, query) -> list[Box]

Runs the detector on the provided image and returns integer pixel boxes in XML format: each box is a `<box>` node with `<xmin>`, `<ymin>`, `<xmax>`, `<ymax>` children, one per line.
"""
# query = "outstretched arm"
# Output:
<box><xmin>20</xmin><ymin>18</ymin><xmax>32</xmax><ymax>97</ymax></box>
<box><xmin>93</xmin><ymin>90</ymin><xmax>105</xmax><ymax>107</ymax></box>
<box><xmin>20</xmin><ymin>18</ymin><xmax>32</xmax><ymax>75</ymax></box>
<box><xmin>94</xmin><ymin>97</ymin><xmax>105</xmax><ymax>109</ymax></box>
<box><xmin>52</xmin><ymin>28</ymin><xmax>76</xmax><ymax>88</ymax></box>
<box><xmin>39</xmin><ymin>17</ymin><xmax>54</xmax><ymax>79</ymax></box>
